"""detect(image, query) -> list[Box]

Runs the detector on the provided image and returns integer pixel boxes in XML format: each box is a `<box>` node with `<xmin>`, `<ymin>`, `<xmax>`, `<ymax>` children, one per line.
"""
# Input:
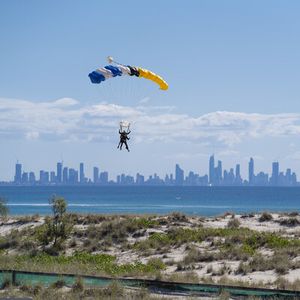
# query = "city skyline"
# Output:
<box><xmin>6</xmin><ymin>155</ymin><xmax>298</xmax><ymax>186</ymax></box>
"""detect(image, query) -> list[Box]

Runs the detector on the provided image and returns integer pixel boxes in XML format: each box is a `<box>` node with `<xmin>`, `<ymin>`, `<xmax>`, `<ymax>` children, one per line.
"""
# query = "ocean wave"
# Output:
<box><xmin>7</xmin><ymin>203</ymin><xmax>233</xmax><ymax>209</ymax></box>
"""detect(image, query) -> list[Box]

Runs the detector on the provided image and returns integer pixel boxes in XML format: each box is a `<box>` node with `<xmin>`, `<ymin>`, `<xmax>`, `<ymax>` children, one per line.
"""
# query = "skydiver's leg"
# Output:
<box><xmin>117</xmin><ymin>140</ymin><xmax>121</xmax><ymax>149</ymax></box>
<box><xmin>124</xmin><ymin>141</ymin><xmax>130</xmax><ymax>152</ymax></box>
<box><xmin>120</xmin><ymin>141</ymin><xmax>123</xmax><ymax>150</ymax></box>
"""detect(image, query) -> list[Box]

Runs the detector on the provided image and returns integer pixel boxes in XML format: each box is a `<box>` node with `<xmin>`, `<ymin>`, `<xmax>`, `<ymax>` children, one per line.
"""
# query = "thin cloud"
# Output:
<box><xmin>1</xmin><ymin>97</ymin><xmax>300</xmax><ymax>146</ymax></box>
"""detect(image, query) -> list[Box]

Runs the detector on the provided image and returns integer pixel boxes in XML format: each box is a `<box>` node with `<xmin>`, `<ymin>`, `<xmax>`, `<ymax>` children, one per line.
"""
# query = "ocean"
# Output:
<box><xmin>0</xmin><ymin>186</ymin><xmax>300</xmax><ymax>216</ymax></box>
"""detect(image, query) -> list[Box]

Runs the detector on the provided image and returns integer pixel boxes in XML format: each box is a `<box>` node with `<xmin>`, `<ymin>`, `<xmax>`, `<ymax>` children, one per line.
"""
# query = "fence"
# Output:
<box><xmin>1</xmin><ymin>269</ymin><xmax>300</xmax><ymax>298</ymax></box>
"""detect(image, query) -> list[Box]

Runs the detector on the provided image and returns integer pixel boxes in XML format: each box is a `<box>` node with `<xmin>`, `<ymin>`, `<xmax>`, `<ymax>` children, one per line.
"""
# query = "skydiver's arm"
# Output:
<box><xmin>119</xmin><ymin>130</ymin><xmax>122</xmax><ymax>134</ymax></box>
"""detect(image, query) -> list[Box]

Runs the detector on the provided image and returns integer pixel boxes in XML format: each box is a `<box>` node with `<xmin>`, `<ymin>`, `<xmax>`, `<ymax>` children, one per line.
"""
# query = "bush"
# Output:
<box><xmin>227</xmin><ymin>218</ymin><xmax>241</xmax><ymax>229</ymax></box>
<box><xmin>183</xmin><ymin>248</ymin><xmax>216</xmax><ymax>265</ymax></box>
<box><xmin>206</xmin><ymin>265</ymin><xmax>213</xmax><ymax>273</ymax></box>
<box><xmin>168</xmin><ymin>212</ymin><xmax>188</xmax><ymax>223</ymax></box>
<box><xmin>1</xmin><ymin>278</ymin><xmax>11</xmax><ymax>289</ymax></box>
<box><xmin>0</xmin><ymin>197</ymin><xmax>9</xmax><ymax>220</ymax></box>
<box><xmin>249</xmin><ymin>253</ymin><xmax>291</xmax><ymax>274</ymax></box>
<box><xmin>19</xmin><ymin>240</ymin><xmax>36</xmax><ymax>251</ymax></box>
<box><xmin>51</xmin><ymin>279</ymin><xmax>65</xmax><ymax>289</ymax></box>
<box><xmin>235</xmin><ymin>262</ymin><xmax>251</xmax><ymax>275</ymax></box>
<box><xmin>72</xmin><ymin>277</ymin><xmax>84</xmax><ymax>292</ymax></box>
<box><xmin>147</xmin><ymin>257</ymin><xmax>166</xmax><ymax>271</ymax></box>
<box><xmin>259</xmin><ymin>212</ymin><xmax>273</xmax><ymax>222</ymax></box>
<box><xmin>279</xmin><ymin>217</ymin><xmax>300</xmax><ymax>227</ymax></box>
<box><xmin>288</xmin><ymin>211</ymin><xmax>299</xmax><ymax>217</ymax></box>
<box><xmin>103</xmin><ymin>281</ymin><xmax>124</xmax><ymax>297</ymax></box>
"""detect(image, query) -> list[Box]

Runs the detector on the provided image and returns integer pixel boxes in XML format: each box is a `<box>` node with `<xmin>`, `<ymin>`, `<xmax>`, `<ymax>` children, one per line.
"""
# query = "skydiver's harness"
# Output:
<box><xmin>120</xmin><ymin>132</ymin><xmax>129</xmax><ymax>142</ymax></box>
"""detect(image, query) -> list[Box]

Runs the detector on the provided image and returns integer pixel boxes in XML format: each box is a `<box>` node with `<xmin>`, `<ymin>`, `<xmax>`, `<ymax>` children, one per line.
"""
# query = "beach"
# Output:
<box><xmin>1</xmin><ymin>211</ymin><xmax>300</xmax><ymax>293</ymax></box>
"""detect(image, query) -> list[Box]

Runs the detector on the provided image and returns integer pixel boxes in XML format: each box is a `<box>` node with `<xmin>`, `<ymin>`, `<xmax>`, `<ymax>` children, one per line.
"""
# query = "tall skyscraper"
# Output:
<box><xmin>136</xmin><ymin>173</ymin><xmax>145</xmax><ymax>185</ymax></box>
<box><xmin>56</xmin><ymin>162</ymin><xmax>62</xmax><ymax>183</ymax></box>
<box><xmin>29</xmin><ymin>172</ymin><xmax>36</xmax><ymax>184</ymax></box>
<box><xmin>22</xmin><ymin>172</ymin><xmax>29</xmax><ymax>184</ymax></box>
<box><xmin>50</xmin><ymin>171</ymin><xmax>56</xmax><ymax>183</ymax></box>
<box><xmin>14</xmin><ymin>162</ymin><xmax>22</xmax><ymax>184</ymax></box>
<box><xmin>271</xmin><ymin>162</ymin><xmax>279</xmax><ymax>186</ymax></box>
<box><xmin>68</xmin><ymin>168</ymin><xmax>78</xmax><ymax>184</ymax></box>
<box><xmin>93</xmin><ymin>167</ymin><xmax>99</xmax><ymax>183</ymax></box>
<box><xmin>40</xmin><ymin>170</ymin><xmax>49</xmax><ymax>184</ymax></box>
<box><xmin>248</xmin><ymin>157</ymin><xmax>254</xmax><ymax>185</ymax></box>
<box><xmin>175</xmin><ymin>164</ymin><xmax>184</xmax><ymax>185</ymax></box>
<box><xmin>100</xmin><ymin>171</ymin><xmax>108</xmax><ymax>184</ymax></box>
<box><xmin>215</xmin><ymin>160</ymin><xmax>222</xmax><ymax>184</ymax></box>
<box><xmin>209</xmin><ymin>155</ymin><xmax>215</xmax><ymax>185</ymax></box>
<box><xmin>62</xmin><ymin>167</ymin><xmax>68</xmax><ymax>184</ymax></box>
<box><xmin>286</xmin><ymin>168</ymin><xmax>292</xmax><ymax>185</ymax></box>
<box><xmin>80</xmin><ymin>163</ymin><xmax>85</xmax><ymax>183</ymax></box>
<box><xmin>235</xmin><ymin>164</ymin><xmax>242</xmax><ymax>185</ymax></box>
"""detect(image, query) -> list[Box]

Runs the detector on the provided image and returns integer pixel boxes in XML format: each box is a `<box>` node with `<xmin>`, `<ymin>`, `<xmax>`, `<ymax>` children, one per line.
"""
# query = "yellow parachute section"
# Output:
<box><xmin>137</xmin><ymin>67</ymin><xmax>168</xmax><ymax>91</ymax></box>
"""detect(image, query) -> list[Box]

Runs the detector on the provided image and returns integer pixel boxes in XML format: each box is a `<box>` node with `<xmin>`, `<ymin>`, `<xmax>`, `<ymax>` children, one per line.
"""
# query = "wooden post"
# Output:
<box><xmin>12</xmin><ymin>270</ymin><xmax>16</xmax><ymax>285</ymax></box>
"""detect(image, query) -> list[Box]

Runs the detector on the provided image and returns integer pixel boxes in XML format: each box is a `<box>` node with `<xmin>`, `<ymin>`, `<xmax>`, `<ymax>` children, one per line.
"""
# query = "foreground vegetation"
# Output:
<box><xmin>0</xmin><ymin>197</ymin><xmax>300</xmax><ymax>296</ymax></box>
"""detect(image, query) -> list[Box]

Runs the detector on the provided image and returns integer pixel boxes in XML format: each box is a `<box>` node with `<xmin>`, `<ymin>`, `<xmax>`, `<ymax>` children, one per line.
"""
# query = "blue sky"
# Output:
<box><xmin>1</xmin><ymin>1</ymin><xmax>300</xmax><ymax>180</ymax></box>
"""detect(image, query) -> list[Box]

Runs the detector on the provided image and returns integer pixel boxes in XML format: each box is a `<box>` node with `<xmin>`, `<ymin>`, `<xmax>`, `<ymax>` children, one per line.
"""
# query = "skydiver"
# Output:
<box><xmin>117</xmin><ymin>130</ymin><xmax>130</xmax><ymax>152</ymax></box>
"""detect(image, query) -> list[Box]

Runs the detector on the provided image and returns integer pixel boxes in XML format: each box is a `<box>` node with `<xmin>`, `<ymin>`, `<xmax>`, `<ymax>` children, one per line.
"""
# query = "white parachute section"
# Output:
<box><xmin>119</xmin><ymin>120</ymin><xmax>131</xmax><ymax>133</ymax></box>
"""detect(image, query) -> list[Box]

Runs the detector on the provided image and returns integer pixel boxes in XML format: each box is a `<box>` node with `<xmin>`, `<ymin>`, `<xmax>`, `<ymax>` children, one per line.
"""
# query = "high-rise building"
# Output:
<box><xmin>50</xmin><ymin>171</ymin><xmax>56</xmax><ymax>183</ymax></box>
<box><xmin>136</xmin><ymin>173</ymin><xmax>145</xmax><ymax>185</ymax></box>
<box><xmin>255</xmin><ymin>172</ymin><xmax>269</xmax><ymax>186</ymax></box>
<box><xmin>29</xmin><ymin>172</ymin><xmax>36</xmax><ymax>184</ymax></box>
<box><xmin>248</xmin><ymin>157</ymin><xmax>254</xmax><ymax>185</ymax></box>
<box><xmin>62</xmin><ymin>167</ymin><xmax>68</xmax><ymax>183</ymax></box>
<box><xmin>99</xmin><ymin>171</ymin><xmax>108</xmax><ymax>184</ymax></box>
<box><xmin>68</xmin><ymin>168</ymin><xmax>78</xmax><ymax>184</ymax></box>
<box><xmin>292</xmin><ymin>172</ymin><xmax>297</xmax><ymax>185</ymax></box>
<box><xmin>93</xmin><ymin>167</ymin><xmax>99</xmax><ymax>183</ymax></box>
<box><xmin>56</xmin><ymin>162</ymin><xmax>62</xmax><ymax>183</ymax></box>
<box><xmin>270</xmin><ymin>162</ymin><xmax>279</xmax><ymax>186</ymax></box>
<box><xmin>40</xmin><ymin>170</ymin><xmax>49</xmax><ymax>184</ymax></box>
<box><xmin>14</xmin><ymin>162</ymin><xmax>22</xmax><ymax>184</ymax></box>
<box><xmin>80</xmin><ymin>163</ymin><xmax>85</xmax><ymax>183</ymax></box>
<box><xmin>215</xmin><ymin>160</ymin><xmax>222</xmax><ymax>184</ymax></box>
<box><xmin>175</xmin><ymin>164</ymin><xmax>184</xmax><ymax>185</ymax></box>
<box><xmin>286</xmin><ymin>168</ymin><xmax>292</xmax><ymax>185</ymax></box>
<box><xmin>209</xmin><ymin>155</ymin><xmax>215</xmax><ymax>185</ymax></box>
<box><xmin>235</xmin><ymin>164</ymin><xmax>242</xmax><ymax>185</ymax></box>
<box><xmin>22</xmin><ymin>172</ymin><xmax>28</xmax><ymax>184</ymax></box>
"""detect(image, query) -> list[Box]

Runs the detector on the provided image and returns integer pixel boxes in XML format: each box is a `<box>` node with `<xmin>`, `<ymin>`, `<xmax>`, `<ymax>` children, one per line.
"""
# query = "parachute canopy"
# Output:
<box><xmin>89</xmin><ymin>58</ymin><xmax>168</xmax><ymax>90</ymax></box>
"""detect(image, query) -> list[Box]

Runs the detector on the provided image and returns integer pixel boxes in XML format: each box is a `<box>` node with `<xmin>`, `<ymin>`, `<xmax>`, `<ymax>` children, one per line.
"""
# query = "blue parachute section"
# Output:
<box><xmin>104</xmin><ymin>65</ymin><xmax>122</xmax><ymax>77</ymax></box>
<box><xmin>88</xmin><ymin>71</ymin><xmax>105</xmax><ymax>84</ymax></box>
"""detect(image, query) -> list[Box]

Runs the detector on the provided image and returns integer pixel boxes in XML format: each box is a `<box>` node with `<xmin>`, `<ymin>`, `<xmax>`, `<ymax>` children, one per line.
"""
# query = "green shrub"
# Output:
<box><xmin>259</xmin><ymin>212</ymin><xmax>273</xmax><ymax>222</ymax></box>
<box><xmin>279</xmin><ymin>217</ymin><xmax>300</xmax><ymax>227</ymax></box>
<box><xmin>147</xmin><ymin>257</ymin><xmax>166</xmax><ymax>271</ymax></box>
<box><xmin>51</xmin><ymin>279</ymin><xmax>65</xmax><ymax>289</ymax></box>
<box><xmin>72</xmin><ymin>277</ymin><xmax>84</xmax><ymax>292</ymax></box>
<box><xmin>227</xmin><ymin>218</ymin><xmax>241</xmax><ymax>229</ymax></box>
<box><xmin>235</xmin><ymin>262</ymin><xmax>251</xmax><ymax>275</ymax></box>
<box><xmin>168</xmin><ymin>212</ymin><xmax>189</xmax><ymax>223</ymax></box>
